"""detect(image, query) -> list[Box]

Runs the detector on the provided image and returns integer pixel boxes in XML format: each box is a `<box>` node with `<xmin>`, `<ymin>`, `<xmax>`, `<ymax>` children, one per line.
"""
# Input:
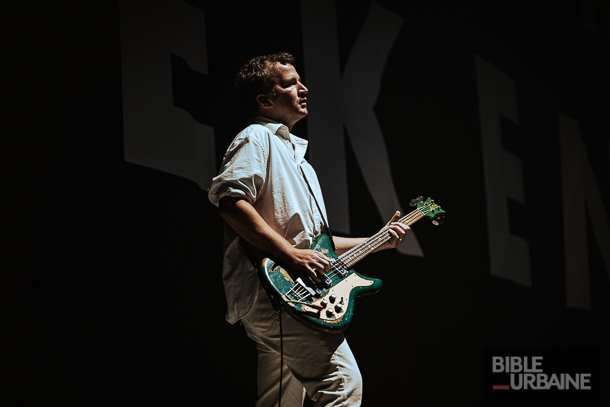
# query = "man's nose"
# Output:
<box><xmin>299</xmin><ymin>83</ymin><xmax>308</xmax><ymax>94</ymax></box>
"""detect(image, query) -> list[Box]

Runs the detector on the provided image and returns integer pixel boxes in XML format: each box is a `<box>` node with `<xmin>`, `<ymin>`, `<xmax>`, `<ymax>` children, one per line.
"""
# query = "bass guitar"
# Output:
<box><xmin>258</xmin><ymin>197</ymin><xmax>445</xmax><ymax>332</ymax></box>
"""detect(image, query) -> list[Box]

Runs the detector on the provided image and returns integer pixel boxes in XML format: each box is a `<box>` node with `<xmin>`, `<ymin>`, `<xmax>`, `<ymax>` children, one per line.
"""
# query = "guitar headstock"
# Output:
<box><xmin>410</xmin><ymin>196</ymin><xmax>445</xmax><ymax>225</ymax></box>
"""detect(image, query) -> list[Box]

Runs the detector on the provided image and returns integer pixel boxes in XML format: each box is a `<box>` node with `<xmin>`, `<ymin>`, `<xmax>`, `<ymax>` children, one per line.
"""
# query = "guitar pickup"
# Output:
<box><xmin>332</xmin><ymin>259</ymin><xmax>348</xmax><ymax>277</ymax></box>
<box><xmin>307</xmin><ymin>275</ymin><xmax>330</xmax><ymax>292</ymax></box>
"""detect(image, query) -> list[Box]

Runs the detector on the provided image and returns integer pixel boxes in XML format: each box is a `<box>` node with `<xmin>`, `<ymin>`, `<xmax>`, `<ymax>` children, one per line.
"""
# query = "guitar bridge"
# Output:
<box><xmin>295</xmin><ymin>277</ymin><xmax>316</xmax><ymax>298</ymax></box>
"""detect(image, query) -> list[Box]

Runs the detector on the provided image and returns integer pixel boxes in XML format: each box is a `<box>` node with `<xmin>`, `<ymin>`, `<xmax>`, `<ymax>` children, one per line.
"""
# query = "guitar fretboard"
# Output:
<box><xmin>338</xmin><ymin>209</ymin><xmax>425</xmax><ymax>269</ymax></box>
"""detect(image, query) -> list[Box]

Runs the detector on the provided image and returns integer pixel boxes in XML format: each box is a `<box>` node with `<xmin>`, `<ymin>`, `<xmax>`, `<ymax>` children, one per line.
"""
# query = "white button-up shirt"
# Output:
<box><xmin>208</xmin><ymin>116</ymin><xmax>328</xmax><ymax>324</ymax></box>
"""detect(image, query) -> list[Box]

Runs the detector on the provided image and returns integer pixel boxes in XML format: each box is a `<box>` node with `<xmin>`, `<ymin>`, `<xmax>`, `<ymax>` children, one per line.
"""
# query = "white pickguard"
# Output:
<box><xmin>301</xmin><ymin>273</ymin><xmax>374</xmax><ymax>321</ymax></box>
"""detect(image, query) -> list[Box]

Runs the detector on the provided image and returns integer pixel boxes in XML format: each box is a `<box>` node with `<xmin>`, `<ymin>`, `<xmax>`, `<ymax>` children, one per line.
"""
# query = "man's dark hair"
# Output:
<box><xmin>233</xmin><ymin>52</ymin><xmax>295</xmax><ymax>113</ymax></box>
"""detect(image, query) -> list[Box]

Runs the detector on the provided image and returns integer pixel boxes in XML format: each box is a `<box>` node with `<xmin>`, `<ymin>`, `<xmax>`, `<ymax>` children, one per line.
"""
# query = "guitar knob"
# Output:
<box><xmin>326</xmin><ymin>310</ymin><xmax>334</xmax><ymax>318</ymax></box>
<box><xmin>330</xmin><ymin>294</ymin><xmax>337</xmax><ymax>303</ymax></box>
<box><xmin>321</xmin><ymin>300</ymin><xmax>329</xmax><ymax>308</ymax></box>
<box><xmin>335</xmin><ymin>305</ymin><xmax>343</xmax><ymax>313</ymax></box>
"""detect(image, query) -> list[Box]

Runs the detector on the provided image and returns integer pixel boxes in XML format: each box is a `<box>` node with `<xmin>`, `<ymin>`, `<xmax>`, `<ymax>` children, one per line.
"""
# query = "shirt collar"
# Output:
<box><xmin>252</xmin><ymin>115</ymin><xmax>309</xmax><ymax>163</ymax></box>
<box><xmin>252</xmin><ymin>115</ymin><xmax>291</xmax><ymax>140</ymax></box>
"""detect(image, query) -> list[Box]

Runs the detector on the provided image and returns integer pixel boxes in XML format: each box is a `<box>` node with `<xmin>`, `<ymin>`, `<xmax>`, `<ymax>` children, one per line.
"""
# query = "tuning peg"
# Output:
<box><xmin>431</xmin><ymin>213</ymin><xmax>445</xmax><ymax>226</ymax></box>
<box><xmin>409</xmin><ymin>196</ymin><xmax>424</xmax><ymax>207</ymax></box>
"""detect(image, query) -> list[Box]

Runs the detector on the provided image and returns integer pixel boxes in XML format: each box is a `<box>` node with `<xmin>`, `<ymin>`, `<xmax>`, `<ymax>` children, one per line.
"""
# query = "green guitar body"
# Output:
<box><xmin>258</xmin><ymin>234</ymin><xmax>382</xmax><ymax>333</ymax></box>
<box><xmin>258</xmin><ymin>197</ymin><xmax>445</xmax><ymax>332</ymax></box>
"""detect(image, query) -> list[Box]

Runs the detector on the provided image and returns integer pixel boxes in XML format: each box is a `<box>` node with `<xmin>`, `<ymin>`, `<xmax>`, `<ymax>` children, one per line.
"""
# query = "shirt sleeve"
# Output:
<box><xmin>208</xmin><ymin>131</ymin><xmax>268</xmax><ymax>207</ymax></box>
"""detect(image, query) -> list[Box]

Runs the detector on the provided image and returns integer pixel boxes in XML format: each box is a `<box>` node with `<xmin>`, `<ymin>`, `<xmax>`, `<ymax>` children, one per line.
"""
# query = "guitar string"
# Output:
<box><xmin>286</xmin><ymin>285</ymin><xmax>302</xmax><ymax>300</ymax></box>
<box><xmin>321</xmin><ymin>209</ymin><xmax>426</xmax><ymax>282</ymax></box>
<box><xmin>323</xmin><ymin>208</ymin><xmax>428</xmax><ymax>280</ymax></box>
<box><xmin>340</xmin><ymin>209</ymin><xmax>426</xmax><ymax>268</ymax></box>
<box><xmin>287</xmin><ymin>282</ymin><xmax>310</xmax><ymax>301</ymax></box>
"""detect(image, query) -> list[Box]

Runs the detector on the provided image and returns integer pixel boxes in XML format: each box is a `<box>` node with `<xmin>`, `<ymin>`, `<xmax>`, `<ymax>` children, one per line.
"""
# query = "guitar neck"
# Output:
<box><xmin>338</xmin><ymin>209</ymin><xmax>425</xmax><ymax>268</ymax></box>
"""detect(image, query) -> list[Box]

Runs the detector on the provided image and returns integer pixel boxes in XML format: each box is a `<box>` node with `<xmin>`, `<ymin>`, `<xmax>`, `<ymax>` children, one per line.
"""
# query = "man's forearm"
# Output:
<box><xmin>333</xmin><ymin>211</ymin><xmax>410</xmax><ymax>254</ymax></box>
<box><xmin>218</xmin><ymin>196</ymin><xmax>332</xmax><ymax>280</ymax></box>
<box><xmin>332</xmin><ymin>236</ymin><xmax>368</xmax><ymax>255</ymax></box>
<box><xmin>218</xmin><ymin>196</ymin><xmax>294</xmax><ymax>263</ymax></box>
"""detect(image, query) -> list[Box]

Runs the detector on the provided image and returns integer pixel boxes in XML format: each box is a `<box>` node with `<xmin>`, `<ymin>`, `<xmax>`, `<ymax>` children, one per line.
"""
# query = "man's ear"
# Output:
<box><xmin>256</xmin><ymin>94</ymin><xmax>271</xmax><ymax>108</ymax></box>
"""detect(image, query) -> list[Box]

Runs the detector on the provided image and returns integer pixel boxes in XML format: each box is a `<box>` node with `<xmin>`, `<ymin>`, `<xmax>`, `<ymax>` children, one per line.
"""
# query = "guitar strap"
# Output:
<box><xmin>299</xmin><ymin>166</ymin><xmax>336</xmax><ymax>251</ymax></box>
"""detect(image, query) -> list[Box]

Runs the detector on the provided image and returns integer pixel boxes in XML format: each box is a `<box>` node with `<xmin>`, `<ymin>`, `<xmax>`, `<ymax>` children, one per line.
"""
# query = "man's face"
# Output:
<box><xmin>265</xmin><ymin>63</ymin><xmax>308</xmax><ymax>128</ymax></box>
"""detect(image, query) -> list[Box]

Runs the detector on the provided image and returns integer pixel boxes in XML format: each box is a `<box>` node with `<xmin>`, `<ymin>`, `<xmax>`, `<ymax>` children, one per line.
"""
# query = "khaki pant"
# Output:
<box><xmin>242</xmin><ymin>284</ymin><xmax>363</xmax><ymax>407</ymax></box>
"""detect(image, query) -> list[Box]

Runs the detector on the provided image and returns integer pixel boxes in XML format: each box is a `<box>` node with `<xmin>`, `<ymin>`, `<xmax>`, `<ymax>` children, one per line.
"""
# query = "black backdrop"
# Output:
<box><xmin>17</xmin><ymin>0</ymin><xmax>609</xmax><ymax>405</ymax></box>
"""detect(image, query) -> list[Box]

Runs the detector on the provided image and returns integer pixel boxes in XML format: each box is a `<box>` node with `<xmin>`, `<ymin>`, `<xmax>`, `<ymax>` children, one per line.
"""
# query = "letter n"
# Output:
<box><xmin>559</xmin><ymin>113</ymin><xmax>610</xmax><ymax>310</ymax></box>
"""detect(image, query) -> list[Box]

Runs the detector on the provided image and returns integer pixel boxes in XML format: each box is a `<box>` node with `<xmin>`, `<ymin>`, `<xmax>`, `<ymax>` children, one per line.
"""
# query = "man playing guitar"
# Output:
<box><xmin>208</xmin><ymin>52</ymin><xmax>409</xmax><ymax>407</ymax></box>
